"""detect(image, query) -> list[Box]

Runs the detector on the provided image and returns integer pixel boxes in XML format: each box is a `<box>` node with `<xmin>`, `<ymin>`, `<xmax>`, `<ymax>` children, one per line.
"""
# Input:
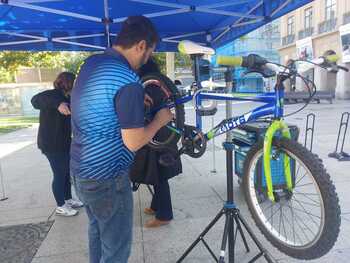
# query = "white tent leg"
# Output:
<box><xmin>211</xmin><ymin>116</ymin><xmax>217</xmax><ymax>174</ymax></box>
<box><xmin>166</xmin><ymin>52</ymin><xmax>175</xmax><ymax>81</ymax></box>
<box><xmin>0</xmin><ymin>161</ymin><xmax>8</xmax><ymax>201</ymax></box>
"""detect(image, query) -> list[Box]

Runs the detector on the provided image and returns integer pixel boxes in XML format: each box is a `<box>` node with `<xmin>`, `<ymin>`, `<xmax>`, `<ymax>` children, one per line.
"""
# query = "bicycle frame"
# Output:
<box><xmin>166</xmin><ymin>77</ymin><xmax>292</xmax><ymax>202</ymax></box>
<box><xmin>170</xmin><ymin>81</ymin><xmax>285</xmax><ymax>141</ymax></box>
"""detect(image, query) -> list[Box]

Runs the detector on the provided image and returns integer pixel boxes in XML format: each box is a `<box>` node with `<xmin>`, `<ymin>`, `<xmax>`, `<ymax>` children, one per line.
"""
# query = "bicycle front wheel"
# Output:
<box><xmin>242</xmin><ymin>138</ymin><xmax>341</xmax><ymax>260</ymax></box>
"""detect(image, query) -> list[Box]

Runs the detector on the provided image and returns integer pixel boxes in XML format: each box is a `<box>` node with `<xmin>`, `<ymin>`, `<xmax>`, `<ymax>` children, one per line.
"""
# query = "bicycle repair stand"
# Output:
<box><xmin>304</xmin><ymin>113</ymin><xmax>315</xmax><ymax>152</ymax></box>
<box><xmin>329</xmin><ymin>112</ymin><xmax>350</xmax><ymax>161</ymax></box>
<box><xmin>177</xmin><ymin>142</ymin><xmax>275</xmax><ymax>263</ymax></box>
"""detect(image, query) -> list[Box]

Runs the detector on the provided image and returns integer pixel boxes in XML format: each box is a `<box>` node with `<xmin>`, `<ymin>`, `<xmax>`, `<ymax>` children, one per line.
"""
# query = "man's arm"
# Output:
<box><xmin>121</xmin><ymin>108</ymin><xmax>172</xmax><ymax>152</ymax></box>
<box><xmin>115</xmin><ymin>83</ymin><xmax>172</xmax><ymax>152</ymax></box>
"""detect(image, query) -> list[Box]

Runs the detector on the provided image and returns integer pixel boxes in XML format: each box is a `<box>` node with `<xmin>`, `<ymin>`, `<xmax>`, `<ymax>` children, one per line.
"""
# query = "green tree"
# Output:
<box><xmin>0</xmin><ymin>51</ymin><xmax>91</xmax><ymax>83</ymax></box>
<box><xmin>152</xmin><ymin>52</ymin><xmax>191</xmax><ymax>74</ymax></box>
<box><xmin>0</xmin><ymin>50</ymin><xmax>191</xmax><ymax>84</ymax></box>
<box><xmin>60</xmin><ymin>52</ymin><xmax>91</xmax><ymax>75</ymax></box>
<box><xmin>0</xmin><ymin>52</ymin><xmax>31</xmax><ymax>83</ymax></box>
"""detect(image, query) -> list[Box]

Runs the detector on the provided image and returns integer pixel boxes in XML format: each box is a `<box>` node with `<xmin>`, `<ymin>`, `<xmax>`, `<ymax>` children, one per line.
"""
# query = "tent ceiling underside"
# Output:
<box><xmin>0</xmin><ymin>0</ymin><xmax>313</xmax><ymax>51</ymax></box>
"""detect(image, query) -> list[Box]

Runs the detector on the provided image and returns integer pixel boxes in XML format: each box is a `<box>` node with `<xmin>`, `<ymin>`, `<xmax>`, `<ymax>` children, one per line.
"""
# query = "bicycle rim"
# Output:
<box><xmin>246</xmin><ymin>147</ymin><xmax>325</xmax><ymax>249</ymax></box>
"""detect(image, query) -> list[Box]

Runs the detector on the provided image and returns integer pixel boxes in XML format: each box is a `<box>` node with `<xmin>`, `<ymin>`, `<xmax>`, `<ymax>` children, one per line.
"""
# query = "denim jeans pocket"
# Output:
<box><xmin>76</xmin><ymin>179</ymin><xmax>116</xmax><ymax>221</ymax></box>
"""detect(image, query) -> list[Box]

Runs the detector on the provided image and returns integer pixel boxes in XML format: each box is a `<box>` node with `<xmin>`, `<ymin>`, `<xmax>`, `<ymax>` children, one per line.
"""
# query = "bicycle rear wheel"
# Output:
<box><xmin>141</xmin><ymin>73</ymin><xmax>185</xmax><ymax>150</ymax></box>
<box><xmin>242</xmin><ymin>137</ymin><xmax>341</xmax><ymax>259</ymax></box>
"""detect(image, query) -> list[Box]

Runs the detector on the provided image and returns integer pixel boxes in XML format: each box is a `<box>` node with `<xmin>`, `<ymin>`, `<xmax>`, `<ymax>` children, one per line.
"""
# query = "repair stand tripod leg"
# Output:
<box><xmin>177</xmin><ymin>143</ymin><xmax>275</xmax><ymax>263</ymax></box>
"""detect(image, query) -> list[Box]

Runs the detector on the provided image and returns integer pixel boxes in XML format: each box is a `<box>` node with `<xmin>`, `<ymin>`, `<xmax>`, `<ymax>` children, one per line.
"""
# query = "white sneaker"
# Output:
<box><xmin>56</xmin><ymin>204</ymin><xmax>78</xmax><ymax>217</ymax></box>
<box><xmin>65</xmin><ymin>198</ymin><xmax>84</xmax><ymax>209</ymax></box>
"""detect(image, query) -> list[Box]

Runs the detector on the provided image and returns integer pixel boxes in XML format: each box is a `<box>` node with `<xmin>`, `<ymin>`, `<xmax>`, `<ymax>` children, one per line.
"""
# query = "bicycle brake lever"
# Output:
<box><xmin>338</xmin><ymin>65</ymin><xmax>349</xmax><ymax>72</ymax></box>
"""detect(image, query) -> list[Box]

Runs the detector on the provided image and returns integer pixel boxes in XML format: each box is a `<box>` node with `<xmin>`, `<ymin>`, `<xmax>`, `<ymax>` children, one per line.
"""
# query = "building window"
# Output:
<box><xmin>304</xmin><ymin>7</ymin><xmax>313</xmax><ymax>29</ymax></box>
<box><xmin>325</xmin><ymin>0</ymin><xmax>336</xmax><ymax>21</ymax></box>
<box><xmin>287</xmin><ymin>16</ymin><xmax>294</xmax><ymax>35</ymax></box>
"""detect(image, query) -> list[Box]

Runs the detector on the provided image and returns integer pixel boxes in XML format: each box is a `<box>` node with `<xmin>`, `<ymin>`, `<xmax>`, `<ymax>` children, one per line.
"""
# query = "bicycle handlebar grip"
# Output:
<box><xmin>216</xmin><ymin>56</ymin><xmax>243</xmax><ymax>67</ymax></box>
<box><xmin>216</xmin><ymin>54</ymin><xmax>268</xmax><ymax>68</ymax></box>
<box><xmin>324</xmin><ymin>54</ymin><xmax>339</xmax><ymax>63</ymax></box>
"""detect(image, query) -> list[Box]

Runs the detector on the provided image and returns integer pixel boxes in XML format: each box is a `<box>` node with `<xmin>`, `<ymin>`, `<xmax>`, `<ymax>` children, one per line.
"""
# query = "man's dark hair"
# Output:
<box><xmin>115</xmin><ymin>16</ymin><xmax>159</xmax><ymax>49</ymax></box>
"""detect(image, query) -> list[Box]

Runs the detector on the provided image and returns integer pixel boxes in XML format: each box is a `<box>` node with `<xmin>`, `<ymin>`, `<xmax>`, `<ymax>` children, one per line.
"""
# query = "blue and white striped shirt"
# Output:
<box><xmin>70</xmin><ymin>48</ymin><xmax>144</xmax><ymax>179</ymax></box>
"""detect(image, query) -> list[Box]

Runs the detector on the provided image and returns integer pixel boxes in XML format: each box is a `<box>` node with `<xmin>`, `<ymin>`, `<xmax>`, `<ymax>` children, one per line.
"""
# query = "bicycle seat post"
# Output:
<box><xmin>190</xmin><ymin>54</ymin><xmax>205</xmax><ymax>129</ymax></box>
<box><xmin>191</xmin><ymin>54</ymin><xmax>203</xmax><ymax>90</ymax></box>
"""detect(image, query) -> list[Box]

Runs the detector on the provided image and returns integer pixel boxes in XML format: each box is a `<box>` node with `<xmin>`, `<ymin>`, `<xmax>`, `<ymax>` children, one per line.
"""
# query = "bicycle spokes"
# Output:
<box><xmin>248</xmin><ymin>146</ymin><xmax>324</xmax><ymax>248</ymax></box>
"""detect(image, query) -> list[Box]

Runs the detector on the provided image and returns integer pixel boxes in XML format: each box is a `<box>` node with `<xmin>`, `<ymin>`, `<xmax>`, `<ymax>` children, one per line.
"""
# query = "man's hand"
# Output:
<box><xmin>154</xmin><ymin>108</ymin><xmax>173</xmax><ymax>127</ymax></box>
<box><xmin>121</xmin><ymin>108</ymin><xmax>174</xmax><ymax>152</ymax></box>
<box><xmin>58</xmin><ymin>102</ymin><xmax>71</xmax><ymax>115</ymax></box>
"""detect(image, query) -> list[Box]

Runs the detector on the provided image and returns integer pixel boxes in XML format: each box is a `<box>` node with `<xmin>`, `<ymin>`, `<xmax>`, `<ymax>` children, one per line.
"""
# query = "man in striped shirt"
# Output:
<box><xmin>70</xmin><ymin>16</ymin><xmax>173</xmax><ymax>263</ymax></box>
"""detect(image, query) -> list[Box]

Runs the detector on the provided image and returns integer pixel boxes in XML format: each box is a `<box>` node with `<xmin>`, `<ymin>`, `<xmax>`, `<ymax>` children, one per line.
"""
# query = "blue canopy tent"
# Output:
<box><xmin>0</xmin><ymin>0</ymin><xmax>312</xmax><ymax>52</ymax></box>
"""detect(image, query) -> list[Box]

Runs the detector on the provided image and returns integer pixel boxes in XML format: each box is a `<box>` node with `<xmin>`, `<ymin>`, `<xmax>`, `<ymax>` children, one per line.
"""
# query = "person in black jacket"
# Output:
<box><xmin>133</xmin><ymin>58</ymin><xmax>182</xmax><ymax>228</ymax></box>
<box><xmin>31</xmin><ymin>72</ymin><xmax>83</xmax><ymax>217</ymax></box>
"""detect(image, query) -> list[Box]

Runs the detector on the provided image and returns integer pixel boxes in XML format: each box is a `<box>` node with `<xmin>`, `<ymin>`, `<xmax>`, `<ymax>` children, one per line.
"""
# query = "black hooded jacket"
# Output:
<box><xmin>31</xmin><ymin>89</ymin><xmax>71</xmax><ymax>153</ymax></box>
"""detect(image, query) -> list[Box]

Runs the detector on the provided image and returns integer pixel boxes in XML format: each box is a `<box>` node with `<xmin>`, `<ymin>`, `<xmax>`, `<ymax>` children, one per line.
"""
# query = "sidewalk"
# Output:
<box><xmin>0</xmin><ymin>101</ymin><xmax>350</xmax><ymax>262</ymax></box>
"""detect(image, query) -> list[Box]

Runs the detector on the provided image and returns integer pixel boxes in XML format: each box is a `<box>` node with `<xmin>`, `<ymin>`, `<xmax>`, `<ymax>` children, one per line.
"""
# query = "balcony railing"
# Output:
<box><xmin>282</xmin><ymin>34</ymin><xmax>295</xmax><ymax>46</ymax></box>
<box><xmin>344</xmin><ymin>12</ymin><xmax>350</xmax><ymax>25</ymax></box>
<box><xmin>318</xmin><ymin>18</ymin><xmax>337</xmax><ymax>34</ymax></box>
<box><xmin>298</xmin><ymin>27</ymin><xmax>314</xmax><ymax>39</ymax></box>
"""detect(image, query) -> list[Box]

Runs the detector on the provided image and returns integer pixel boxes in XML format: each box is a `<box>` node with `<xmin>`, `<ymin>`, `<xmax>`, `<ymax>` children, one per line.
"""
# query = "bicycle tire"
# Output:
<box><xmin>242</xmin><ymin>137</ymin><xmax>340</xmax><ymax>259</ymax></box>
<box><xmin>141</xmin><ymin>73</ymin><xmax>185</xmax><ymax>150</ymax></box>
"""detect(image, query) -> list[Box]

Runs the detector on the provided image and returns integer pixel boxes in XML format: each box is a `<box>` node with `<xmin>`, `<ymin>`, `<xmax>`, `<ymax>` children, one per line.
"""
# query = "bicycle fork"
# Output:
<box><xmin>263</xmin><ymin>120</ymin><xmax>293</xmax><ymax>202</ymax></box>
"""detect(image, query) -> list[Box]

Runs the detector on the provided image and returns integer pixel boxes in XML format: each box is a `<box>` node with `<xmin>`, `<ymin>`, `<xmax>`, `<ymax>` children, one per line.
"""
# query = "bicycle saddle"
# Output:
<box><xmin>178</xmin><ymin>40</ymin><xmax>215</xmax><ymax>56</ymax></box>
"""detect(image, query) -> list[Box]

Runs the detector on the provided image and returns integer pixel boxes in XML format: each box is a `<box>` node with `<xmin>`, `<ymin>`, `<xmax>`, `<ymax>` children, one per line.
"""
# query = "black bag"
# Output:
<box><xmin>129</xmin><ymin>72</ymin><xmax>183</xmax><ymax>191</ymax></box>
<box><xmin>129</xmin><ymin>146</ymin><xmax>159</xmax><ymax>190</ymax></box>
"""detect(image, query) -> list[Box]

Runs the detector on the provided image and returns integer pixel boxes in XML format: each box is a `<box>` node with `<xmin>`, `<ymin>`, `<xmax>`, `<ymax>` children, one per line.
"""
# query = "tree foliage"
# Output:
<box><xmin>0</xmin><ymin>51</ymin><xmax>91</xmax><ymax>83</ymax></box>
<box><xmin>153</xmin><ymin>52</ymin><xmax>192</xmax><ymax>74</ymax></box>
<box><xmin>0</xmin><ymin>50</ymin><xmax>191</xmax><ymax>83</ymax></box>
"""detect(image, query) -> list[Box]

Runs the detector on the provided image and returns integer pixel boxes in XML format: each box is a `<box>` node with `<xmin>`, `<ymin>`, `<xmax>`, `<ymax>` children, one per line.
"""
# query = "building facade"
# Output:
<box><xmin>278</xmin><ymin>0</ymin><xmax>350</xmax><ymax>98</ymax></box>
<box><xmin>215</xmin><ymin>21</ymin><xmax>280</xmax><ymax>92</ymax></box>
<box><xmin>279</xmin><ymin>0</ymin><xmax>350</xmax><ymax>62</ymax></box>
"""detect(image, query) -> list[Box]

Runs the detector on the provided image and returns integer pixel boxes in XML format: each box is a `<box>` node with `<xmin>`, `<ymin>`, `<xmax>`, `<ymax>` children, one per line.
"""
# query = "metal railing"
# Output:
<box><xmin>282</xmin><ymin>34</ymin><xmax>295</xmax><ymax>46</ymax></box>
<box><xmin>318</xmin><ymin>18</ymin><xmax>337</xmax><ymax>34</ymax></box>
<box><xmin>344</xmin><ymin>12</ymin><xmax>350</xmax><ymax>25</ymax></box>
<box><xmin>298</xmin><ymin>27</ymin><xmax>314</xmax><ymax>39</ymax></box>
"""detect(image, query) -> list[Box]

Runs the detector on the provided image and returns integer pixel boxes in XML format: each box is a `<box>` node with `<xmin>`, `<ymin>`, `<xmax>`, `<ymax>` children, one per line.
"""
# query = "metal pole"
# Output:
<box><xmin>223</xmin><ymin>67</ymin><xmax>235</xmax><ymax>262</ymax></box>
<box><xmin>225</xmin><ymin>68</ymin><xmax>233</xmax><ymax>142</ymax></box>
<box><xmin>0</xmin><ymin>160</ymin><xmax>8</xmax><ymax>201</ymax></box>
<box><xmin>103</xmin><ymin>0</ymin><xmax>111</xmax><ymax>47</ymax></box>
<box><xmin>304</xmin><ymin>113</ymin><xmax>315</xmax><ymax>152</ymax></box>
<box><xmin>211</xmin><ymin>115</ymin><xmax>217</xmax><ymax>173</ymax></box>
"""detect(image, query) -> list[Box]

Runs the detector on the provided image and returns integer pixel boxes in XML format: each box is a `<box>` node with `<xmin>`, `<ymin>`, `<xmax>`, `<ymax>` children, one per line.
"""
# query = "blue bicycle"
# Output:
<box><xmin>141</xmin><ymin>41</ymin><xmax>342</xmax><ymax>260</ymax></box>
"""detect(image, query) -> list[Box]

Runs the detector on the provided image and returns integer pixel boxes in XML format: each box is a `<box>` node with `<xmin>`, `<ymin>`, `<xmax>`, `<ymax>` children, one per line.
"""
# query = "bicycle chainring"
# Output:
<box><xmin>181</xmin><ymin>125</ymin><xmax>207</xmax><ymax>158</ymax></box>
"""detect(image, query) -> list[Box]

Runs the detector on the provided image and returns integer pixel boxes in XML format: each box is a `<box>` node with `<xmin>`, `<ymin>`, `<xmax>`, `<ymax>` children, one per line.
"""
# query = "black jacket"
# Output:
<box><xmin>129</xmin><ymin>144</ymin><xmax>182</xmax><ymax>186</ymax></box>
<box><xmin>129</xmin><ymin>120</ymin><xmax>182</xmax><ymax>187</ymax></box>
<box><xmin>31</xmin><ymin>89</ymin><xmax>71</xmax><ymax>153</ymax></box>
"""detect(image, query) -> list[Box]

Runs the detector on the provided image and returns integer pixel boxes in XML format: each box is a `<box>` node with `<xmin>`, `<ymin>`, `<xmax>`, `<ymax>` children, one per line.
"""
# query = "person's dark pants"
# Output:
<box><xmin>150</xmin><ymin>179</ymin><xmax>173</xmax><ymax>221</ymax></box>
<box><xmin>44</xmin><ymin>152</ymin><xmax>72</xmax><ymax>207</ymax></box>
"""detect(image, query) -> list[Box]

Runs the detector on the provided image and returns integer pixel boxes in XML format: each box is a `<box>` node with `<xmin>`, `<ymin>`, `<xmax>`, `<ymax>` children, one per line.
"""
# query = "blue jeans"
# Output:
<box><xmin>71</xmin><ymin>170</ymin><xmax>133</xmax><ymax>263</ymax></box>
<box><xmin>44</xmin><ymin>152</ymin><xmax>72</xmax><ymax>207</ymax></box>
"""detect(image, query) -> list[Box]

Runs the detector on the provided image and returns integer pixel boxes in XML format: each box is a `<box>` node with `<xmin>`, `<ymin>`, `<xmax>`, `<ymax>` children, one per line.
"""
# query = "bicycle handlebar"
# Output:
<box><xmin>216</xmin><ymin>54</ymin><xmax>343</xmax><ymax>73</ymax></box>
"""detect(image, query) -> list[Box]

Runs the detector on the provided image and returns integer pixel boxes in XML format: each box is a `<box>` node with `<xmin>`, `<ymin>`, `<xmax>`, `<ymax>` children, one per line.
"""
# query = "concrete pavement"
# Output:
<box><xmin>0</xmin><ymin>100</ymin><xmax>349</xmax><ymax>262</ymax></box>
